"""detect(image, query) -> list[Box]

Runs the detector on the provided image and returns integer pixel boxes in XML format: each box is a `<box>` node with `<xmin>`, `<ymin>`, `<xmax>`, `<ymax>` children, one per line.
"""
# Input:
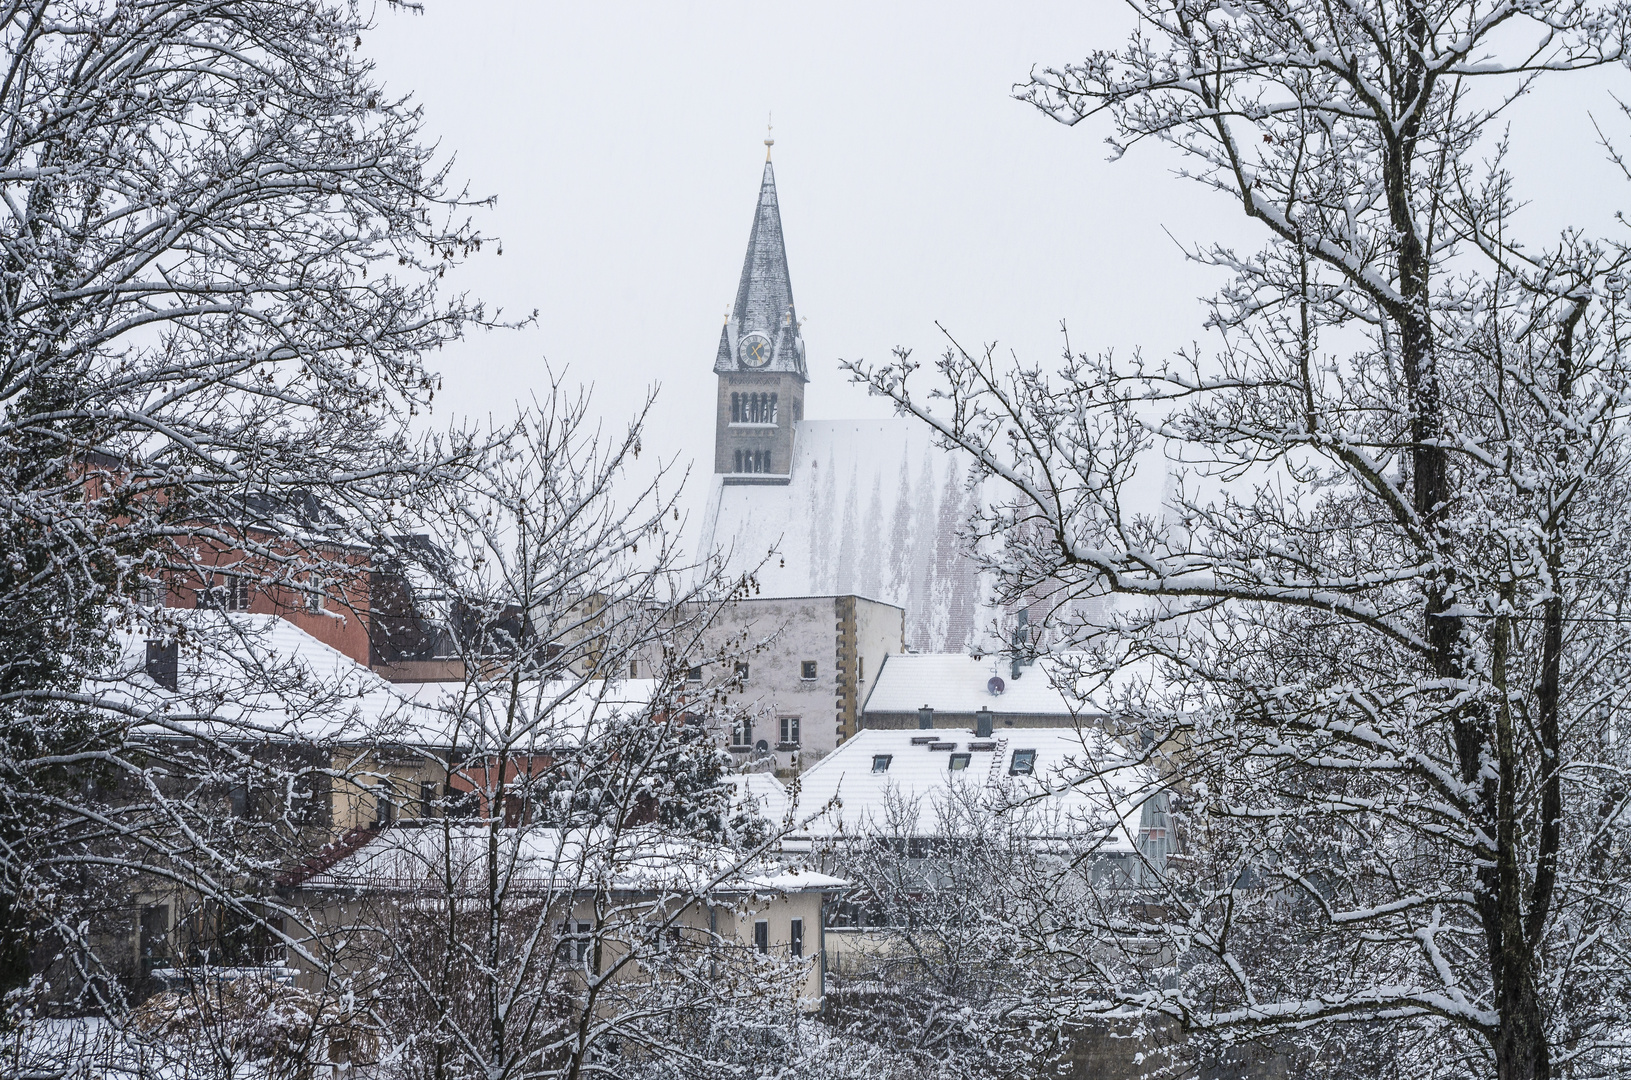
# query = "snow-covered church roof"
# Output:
<box><xmin>698</xmin><ymin>417</ymin><xmax>985</xmax><ymax>652</ymax></box>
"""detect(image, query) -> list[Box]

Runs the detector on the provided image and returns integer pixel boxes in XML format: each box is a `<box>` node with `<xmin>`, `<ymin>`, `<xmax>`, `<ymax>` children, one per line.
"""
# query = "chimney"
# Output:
<box><xmin>975</xmin><ymin>707</ymin><xmax>993</xmax><ymax>739</ymax></box>
<box><xmin>918</xmin><ymin>705</ymin><xmax>934</xmax><ymax>730</ymax></box>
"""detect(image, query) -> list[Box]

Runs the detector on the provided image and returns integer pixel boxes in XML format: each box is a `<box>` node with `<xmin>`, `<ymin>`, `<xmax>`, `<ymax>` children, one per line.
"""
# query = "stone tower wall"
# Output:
<box><xmin>714</xmin><ymin>370</ymin><xmax>804</xmax><ymax>475</ymax></box>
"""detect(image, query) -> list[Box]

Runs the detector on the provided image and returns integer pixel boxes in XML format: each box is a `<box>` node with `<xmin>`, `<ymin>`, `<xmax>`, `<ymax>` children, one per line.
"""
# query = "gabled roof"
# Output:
<box><xmin>714</xmin><ymin>161</ymin><xmax>807</xmax><ymax>380</ymax></box>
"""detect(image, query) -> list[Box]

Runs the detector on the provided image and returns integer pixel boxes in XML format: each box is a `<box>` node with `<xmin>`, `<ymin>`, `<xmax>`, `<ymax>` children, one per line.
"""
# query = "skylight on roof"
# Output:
<box><xmin>948</xmin><ymin>753</ymin><xmax>971</xmax><ymax>772</ymax></box>
<box><xmin>872</xmin><ymin>754</ymin><xmax>892</xmax><ymax>773</ymax></box>
<box><xmin>1010</xmin><ymin>749</ymin><xmax>1036</xmax><ymax>776</ymax></box>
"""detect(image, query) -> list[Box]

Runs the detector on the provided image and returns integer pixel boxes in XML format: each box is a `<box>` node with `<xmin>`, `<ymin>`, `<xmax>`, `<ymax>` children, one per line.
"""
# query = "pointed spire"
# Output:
<box><xmin>734</xmin><ymin>161</ymin><xmax>793</xmax><ymax>332</ymax></box>
<box><xmin>714</xmin><ymin>155</ymin><xmax>807</xmax><ymax>381</ymax></box>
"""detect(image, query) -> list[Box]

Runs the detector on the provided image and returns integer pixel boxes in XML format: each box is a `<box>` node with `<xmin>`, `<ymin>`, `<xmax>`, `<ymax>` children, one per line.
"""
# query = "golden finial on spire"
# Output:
<box><xmin>764</xmin><ymin>112</ymin><xmax>774</xmax><ymax>161</ymax></box>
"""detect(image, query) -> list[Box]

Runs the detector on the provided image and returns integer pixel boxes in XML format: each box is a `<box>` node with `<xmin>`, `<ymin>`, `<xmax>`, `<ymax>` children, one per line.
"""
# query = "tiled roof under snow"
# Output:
<box><xmin>109</xmin><ymin>612</ymin><xmax>432</xmax><ymax>743</ymax></box>
<box><xmin>730</xmin><ymin>771</ymin><xmax>790</xmax><ymax>826</ymax></box>
<box><xmin>305</xmin><ymin>823</ymin><xmax>845</xmax><ymax>894</ymax></box>
<box><xmin>699</xmin><ymin>418</ymin><xmax>985</xmax><ymax>652</ymax></box>
<box><xmin>862</xmin><ymin>652</ymin><xmax>1165</xmax><ymax>718</ymax></box>
<box><xmin>786</xmin><ymin>727</ymin><xmax>1159</xmax><ymax>852</ymax></box>
<box><xmin>864</xmin><ymin>653</ymin><xmax>1072</xmax><ymax>717</ymax></box>
<box><xmin>108</xmin><ymin>612</ymin><xmax>657</xmax><ymax>748</ymax></box>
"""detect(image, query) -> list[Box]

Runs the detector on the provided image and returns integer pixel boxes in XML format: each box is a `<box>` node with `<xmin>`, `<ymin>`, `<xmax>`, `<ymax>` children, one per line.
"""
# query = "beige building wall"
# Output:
<box><xmin>328</xmin><ymin>748</ymin><xmax>447</xmax><ymax>834</ymax></box>
<box><xmin>296</xmin><ymin>885</ymin><xmax>830</xmax><ymax>1007</ymax></box>
<box><xmin>675</xmin><ymin>594</ymin><xmax>904</xmax><ymax>770</ymax></box>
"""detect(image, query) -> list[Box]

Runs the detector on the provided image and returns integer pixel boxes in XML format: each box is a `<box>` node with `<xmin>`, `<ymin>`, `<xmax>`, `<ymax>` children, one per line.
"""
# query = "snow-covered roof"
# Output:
<box><xmin>107</xmin><ymin>612</ymin><xmax>434</xmax><ymax>744</ymax></box>
<box><xmin>698</xmin><ymin>418</ymin><xmax>986</xmax><ymax>652</ymax></box>
<box><xmin>862</xmin><ymin>652</ymin><xmax>1165</xmax><ymax>718</ymax></box>
<box><xmin>787</xmin><ymin>727</ymin><xmax>1159</xmax><ymax>853</ymax></box>
<box><xmin>305</xmin><ymin>823</ymin><xmax>845</xmax><ymax>895</ymax></box>
<box><xmin>729</xmin><ymin>772</ymin><xmax>790</xmax><ymax>825</ymax></box>
<box><xmin>105</xmin><ymin>612</ymin><xmax>658</xmax><ymax>749</ymax></box>
<box><xmin>865</xmin><ymin>653</ymin><xmax>1071</xmax><ymax>716</ymax></box>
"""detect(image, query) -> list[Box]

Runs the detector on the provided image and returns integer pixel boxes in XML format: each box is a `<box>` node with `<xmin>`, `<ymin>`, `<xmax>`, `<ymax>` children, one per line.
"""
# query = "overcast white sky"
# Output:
<box><xmin>364</xmin><ymin>1</ymin><xmax>1630</xmax><ymax>532</ymax></box>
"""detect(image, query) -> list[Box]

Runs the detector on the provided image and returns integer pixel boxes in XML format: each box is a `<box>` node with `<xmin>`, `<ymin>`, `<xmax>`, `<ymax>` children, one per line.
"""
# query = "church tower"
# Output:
<box><xmin>713</xmin><ymin>140</ymin><xmax>807</xmax><ymax>482</ymax></box>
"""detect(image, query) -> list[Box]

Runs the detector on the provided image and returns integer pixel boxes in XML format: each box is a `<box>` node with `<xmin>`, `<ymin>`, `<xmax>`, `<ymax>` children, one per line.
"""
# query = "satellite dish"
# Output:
<box><xmin>988</xmin><ymin>676</ymin><xmax>1006</xmax><ymax>696</ymax></box>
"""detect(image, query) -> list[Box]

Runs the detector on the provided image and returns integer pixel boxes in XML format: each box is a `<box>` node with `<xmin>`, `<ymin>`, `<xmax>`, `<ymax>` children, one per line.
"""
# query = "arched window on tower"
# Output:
<box><xmin>734</xmin><ymin>449</ymin><xmax>743</xmax><ymax>473</ymax></box>
<box><xmin>763</xmin><ymin>449</ymin><xmax>772</xmax><ymax>472</ymax></box>
<box><xmin>770</xmin><ymin>393</ymin><xmax>778</xmax><ymax>424</ymax></box>
<box><xmin>730</xmin><ymin>393</ymin><xmax>740</xmax><ymax>423</ymax></box>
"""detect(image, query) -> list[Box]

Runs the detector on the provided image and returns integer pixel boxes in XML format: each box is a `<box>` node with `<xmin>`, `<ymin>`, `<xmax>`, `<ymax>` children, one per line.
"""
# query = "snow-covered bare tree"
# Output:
<box><xmin>846</xmin><ymin>2</ymin><xmax>1631</xmax><ymax>1077</ymax></box>
<box><xmin>0</xmin><ymin>0</ymin><xmax>491</xmax><ymax>1027</ymax></box>
<box><xmin>821</xmin><ymin>787</ymin><xmax>1068</xmax><ymax>1080</ymax></box>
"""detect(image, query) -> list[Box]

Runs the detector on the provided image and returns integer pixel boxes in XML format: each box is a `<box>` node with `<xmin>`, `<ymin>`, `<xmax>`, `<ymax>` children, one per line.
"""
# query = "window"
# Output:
<box><xmin>789</xmin><ymin>918</ymin><xmax>803</xmax><ymax>958</ymax></box>
<box><xmin>140</xmin><ymin>904</ymin><xmax>170</xmax><ymax>972</ymax></box>
<box><xmin>871</xmin><ymin>754</ymin><xmax>892</xmax><ymax>773</ymax></box>
<box><xmin>734</xmin><ymin>661</ymin><xmax>750</xmax><ymax>683</ymax></box>
<box><xmin>948</xmin><ymin>753</ymin><xmax>971</xmax><ymax>772</ymax></box>
<box><xmin>733</xmin><ymin>717</ymin><xmax>753</xmax><ymax>748</ymax></box>
<box><xmin>420</xmin><ymin>781</ymin><xmax>438</xmax><ymax>818</ymax></box>
<box><xmin>198</xmin><ymin>573</ymin><xmax>252</xmax><ymax>611</ymax></box>
<box><xmin>644</xmin><ymin>923</ymin><xmax>681</xmax><ymax>955</ymax></box>
<box><xmin>145</xmin><ymin>641</ymin><xmax>178</xmax><ymax>691</ymax></box>
<box><xmin>558</xmin><ymin>920</ymin><xmax>592</xmax><ymax>963</ymax></box>
<box><xmin>139</xmin><ymin>577</ymin><xmax>167</xmax><ymax>608</ymax></box>
<box><xmin>304</xmin><ymin>589</ymin><xmax>325</xmax><ymax>613</ymax></box>
<box><xmin>800</xmin><ymin>660</ymin><xmax>818</xmax><ymax>680</ymax></box>
<box><xmin>779</xmin><ymin>715</ymin><xmax>800</xmax><ymax>746</ymax></box>
<box><xmin>858</xmin><ymin>655</ymin><xmax>865</xmax><ymax>681</ymax></box>
<box><xmin>374</xmin><ymin>782</ymin><xmax>394</xmax><ymax>827</ymax></box>
<box><xmin>686</xmin><ymin>665</ymin><xmax>703</xmax><ymax>683</ymax></box>
<box><xmin>229</xmin><ymin>784</ymin><xmax>251</xmax><ymax>819</ymax></box>
<box><xmin>753</xmin><ymin>920</ymin><xmax>769</xmax><ymax>954</ymax></box>
<box><xmin>629</xmin><ymin>660</ymin><xmax>638</xmax><ymax>678</ymax></box>
<box><xmin>1010</xmin><ymin>749</ymin><xmax>1037</xmax><ymax>776</ymax></box>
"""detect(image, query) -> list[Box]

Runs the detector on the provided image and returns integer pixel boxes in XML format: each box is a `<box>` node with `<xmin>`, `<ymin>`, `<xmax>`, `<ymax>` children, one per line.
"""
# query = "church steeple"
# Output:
<box><xmin>712</xmin><ymin>152</ymin><xmax>807</xmax><ymax>479</ymax></box>
<box><xmin>714</xmin><ymin>160</ymin><xmax>808</xmax><ymax>381</ymax></box>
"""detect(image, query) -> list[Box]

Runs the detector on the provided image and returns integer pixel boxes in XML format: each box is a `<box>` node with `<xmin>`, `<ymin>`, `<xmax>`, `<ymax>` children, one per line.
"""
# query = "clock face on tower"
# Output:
<box><xmin>738</xmin><ymin>332</ymin><xmax>772</xmax><ymax>369</ymax></box>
